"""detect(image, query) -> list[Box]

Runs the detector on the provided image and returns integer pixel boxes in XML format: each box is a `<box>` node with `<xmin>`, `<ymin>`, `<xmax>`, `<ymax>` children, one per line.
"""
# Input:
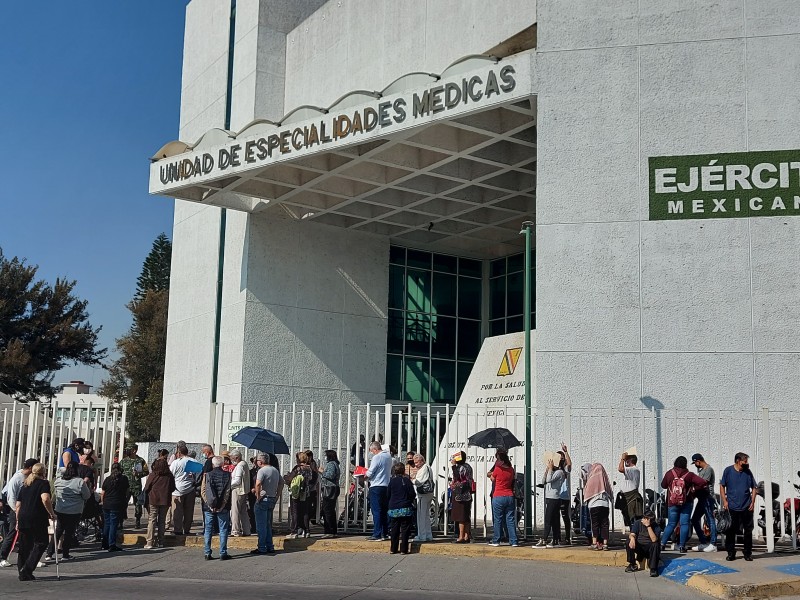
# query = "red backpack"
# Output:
<box><xmin>668</xmin><ymin>469</ymin><xmax>688</xmax><ymax>505</ymax></box>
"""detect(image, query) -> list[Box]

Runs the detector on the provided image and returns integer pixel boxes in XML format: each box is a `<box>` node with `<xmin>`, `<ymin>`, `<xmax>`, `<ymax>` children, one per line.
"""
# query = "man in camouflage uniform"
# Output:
<box><xmin>120</xmin><ymin>444</ymin><xmax>149</xmax><ymax>528</ymax></box>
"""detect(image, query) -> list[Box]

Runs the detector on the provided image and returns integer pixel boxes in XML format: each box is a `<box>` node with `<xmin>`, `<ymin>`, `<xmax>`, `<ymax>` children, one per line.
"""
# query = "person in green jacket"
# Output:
<box><xmin>120</xmin><ymin>445</ymin><xmax>149</xmax><ymax>528</ymax></box>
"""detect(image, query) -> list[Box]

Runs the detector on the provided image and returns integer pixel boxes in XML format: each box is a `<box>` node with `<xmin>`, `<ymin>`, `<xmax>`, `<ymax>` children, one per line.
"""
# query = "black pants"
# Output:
<box><xmin>390</xmin><ymin>515</ymin><xmax>412</xmax><ymax>553</ymax></box>
<box><xmin>559</xmin><ymin>499</ymin><xmax>571</xmax><ymax>541</ymax></box>
<box><xmin>725</xmin><ymin>509</ymin><xmax>754</xmax><ymax>557</ymax></box>
<box><xmin>543</xmin><ymin>498</ymin><xmax>561</xmax><ymax>542</ymax></box>
<box><xmin>0</xmin><ymin>512</ymin><xmax>16</xmax><ymax>559</ymax></box>
<box><xmin>322</xmin><ymin>495</ymin><xmax>338</xmax><ymax>535</ymax></box>
<box><xmin>626</xmin><ymin>541</ymin><xmax>660</xmax><ymax>568</ymax></box>
<box><xmin>590</xmin><ymin>506</ymin><xmax>610</xmax><ymax>544</ymax></box>
<box><xmin>46</xmin><ymin>512</ymin><xmax>81</xmax><ymax>557</ymax></box>
<box><xmin>17</xmin><ymin>526</ymin><xmax>48</xmax><ymax>578</ymax></box>
<box><xmin>292</xmin><ymin>499</ymin><xmax>310</xmax><ymax>534</ymax></box>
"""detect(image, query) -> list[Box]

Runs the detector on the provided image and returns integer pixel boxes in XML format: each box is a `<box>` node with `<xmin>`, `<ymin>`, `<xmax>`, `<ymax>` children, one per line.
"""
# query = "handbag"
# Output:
<box><xmin>322</xmin><ymin>485</ymin><xmax>339</xmax><ymax>500</ymax></box>
<box><xmin>416</xmin><ymin>479</ymin><xmax>434</xmax><ymax>495</ymax></box>
<box><xmin>716</xmin><ymin>507</ymin><xmax>732</xmax><ymax>534</ymax></box>
<box><xmin>454</xmin><ymin>481</ymin><xmax>472</xmax><ymax>502</ymax></box>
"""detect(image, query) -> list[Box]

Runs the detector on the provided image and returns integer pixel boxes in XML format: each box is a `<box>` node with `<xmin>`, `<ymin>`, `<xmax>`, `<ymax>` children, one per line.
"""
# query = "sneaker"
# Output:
<box><xmin>692</xmin><ymin>543</ymin><xmax>707</xmax><ymax>552</ymax></box>
<box><xmin>220</xmin><ymin>553</ymin><xmax>231</xmax><ymax>561</ymax></box>
<box><xmin>285</xmin><ymin>533</ymin><xmax>297</xmax><ymax>539</ymax></box>
<box><xmin>703</xmin><ymin>544</ymin><xmax>718</xmax><ymax>553</ymax></box>
<box><xmin>204</xmin><ymin>554</ymin><xmax>213</xmax><ymax>560</ymax></box>
<box><xmin>679</xmin><ymin>546</ymin><xmax>688</xmax><ymax>554</ymax></box>
<box><xmin>383</xmin><ymin>536</ymin><xmax>390</xmax><ymax>541</ymax></box>
<box><xmin>60</xmin><ymin>554</ymin><xmax>72</xmax><ymax>560</ymax></box>
<box><xmin>488</xmin><ymin>542</ymin><xmax>501</xmax><ymax>547</ymax></box>
<box><xmin>43</xmin><ymin>555</ymin><xmax>53</xmax><ymax>562</ymax></box>
<box><xmin>143</xmin><ymin>544</ymin><xmax>153</xmax><ymax>550</ymax></box>
<box><xmin>545</xmin><ymin>542</ymin><xmax>554</xmax><ymax>549</ymax></box>
<box><xmin>650</xmin><ymin>569</ymin><xmax>659</xmax><ymax>577</ymax></box>
<box><xmin>366</xmin><ymin>537</ymin><xmax>383</xmax><ymax>542</ymax></box>
<box><xmin>625</xmin><ymin>564</ymin><xmax>638</xmax><ymax>573</ymax></box>
<box><xmin>304</xmin><ymin>532</ymin><xmax>311</xmax><ymax>539</ymax></box>
<box><xmin>0</xmin><ymin>560</ymin><xmax>12</xmax><ymax>568</ymax></box>
<box><xmin>510</xmin><ymin>543</ymin><xmax>520</xmax><ymax>547</ymax></box>
<box><xmin>532</xmin><ymin>540</ymin><xmax>547</xmax><ymax>548</ymax></box>
<box><xmin>36</xmin><ymin>562</ymin><xmax>46</xmax><ymax>568</ymax></box>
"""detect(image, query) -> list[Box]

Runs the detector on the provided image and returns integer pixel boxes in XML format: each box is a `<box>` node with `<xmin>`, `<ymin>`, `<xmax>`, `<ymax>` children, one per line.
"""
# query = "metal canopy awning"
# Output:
<box><xmin>149</xmin><ymin>51</ymin><xmax>536</xmax><ymax>258</ymax></box>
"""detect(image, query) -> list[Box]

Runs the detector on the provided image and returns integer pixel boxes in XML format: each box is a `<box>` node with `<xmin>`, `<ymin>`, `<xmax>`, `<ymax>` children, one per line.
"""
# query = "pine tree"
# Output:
<box><xmin>0</xmin><ymin>248</ymin><xmax>106</xmax><ymax>402</ymax></box>
<box><xmin>135</xmin><ymin>233</ymin><xmax>171</xmax><ymax>300</ymax></box>
<box><xmin>99</xmin><ymin>234</ymin><xmax>171</xmax><ymax>441</ymax></box>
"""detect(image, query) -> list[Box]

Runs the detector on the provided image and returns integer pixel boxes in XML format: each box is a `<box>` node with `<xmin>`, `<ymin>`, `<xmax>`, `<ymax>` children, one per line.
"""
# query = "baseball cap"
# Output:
<box><xmin>23</xmin><ymin>458</ymin><xmax>38</xmax><ymax>469</ymax></box>
<box><xmin>691</xmin><ymin>453</ymin><xmax>704</xmax><ymax>462</ymax></box>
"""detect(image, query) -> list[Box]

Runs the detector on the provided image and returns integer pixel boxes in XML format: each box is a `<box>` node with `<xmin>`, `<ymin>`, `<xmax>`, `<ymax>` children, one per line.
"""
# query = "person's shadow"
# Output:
<box><xmin>640</xmin><ymin>396</ymin><xmax>664</xmax><ymax>480</ymax></box>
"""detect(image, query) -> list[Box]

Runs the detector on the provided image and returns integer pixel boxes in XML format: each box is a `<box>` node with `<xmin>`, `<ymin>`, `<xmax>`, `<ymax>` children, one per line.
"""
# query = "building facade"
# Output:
<box><xmin>152</xmin><ymin>0</ymin><xmax>800</xmax><ymax>445</ymax></box>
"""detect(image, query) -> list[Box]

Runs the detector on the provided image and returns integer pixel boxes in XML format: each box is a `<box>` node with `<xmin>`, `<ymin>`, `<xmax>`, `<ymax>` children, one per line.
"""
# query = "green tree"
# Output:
<box><xmin>135</xmin><ymin>232</ymin><xmax>171</xmax><ymax>300</ymax></box>
<box><xmin>0</xmin><ymin>248</ymin><xmax>106</xmax><ymax>402</ymax></box>
<box><xmin>99</xmin><ymin>235</ymin><xmax>171</xmax><ymax>441</ymax></box>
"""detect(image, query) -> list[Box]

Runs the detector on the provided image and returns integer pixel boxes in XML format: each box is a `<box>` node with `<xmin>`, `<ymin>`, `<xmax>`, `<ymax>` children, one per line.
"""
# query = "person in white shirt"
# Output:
<box><xmin>411</xmin><ymin>454</ymin><xmax>434</xmax><ymax>542</ymax></box>
<box><xmin>365</xmin><ymin>442</ymin><xmax>392</xmax><ymax>541</ymax></box>
<box><xmin>0</xmin><ymin>459</ymin><xmax>37</xmax><ymax>567</ymax></box>
<box><xmin>617</xmin><ymin>450</ymin><xmax>643</xmax><ymax>527</ymax></box>
<box><xmin>169</xmin><ymin>445</ymin><xmax>197</xmax><ymax>535</ymax></box>
<box><xmin>229</xmin><ymin>450</ymin><xmax>251</xmax><ymax>537</ymax></box>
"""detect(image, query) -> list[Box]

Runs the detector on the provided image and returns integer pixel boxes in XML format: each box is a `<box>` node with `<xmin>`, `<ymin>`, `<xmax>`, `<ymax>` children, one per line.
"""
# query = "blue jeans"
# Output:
<box><xmin>369</xmin><ymin>486</ymin><xmax>389</xmax><ymax>539</ymax></box>
<box><xmin>102</xmin><ymin>509</ymin><xmax>120</xmax><ymax>549</ymax></box>
<box><xmin>691</xmin><ymin>496</ymin><xmax>717</xmax><ymax>544</ymax></box>
<box><xmin>491</xmin><ymin>496</ymin><xmax>518</xmax><ymax>545</ymax></box>
<box><xmin>661</xmin><ymin>502</ymin><xmax>693</xmax><ymax>548</ymax></box>
<box><xmin>203</xmin><ymin>510</ymin><xmax>231</xmax><ymax>556</ymax></box>
<box><xmin>254</xmin><ymin>497</ymin><xmax>276</xmax><ymax>552</ymax></box>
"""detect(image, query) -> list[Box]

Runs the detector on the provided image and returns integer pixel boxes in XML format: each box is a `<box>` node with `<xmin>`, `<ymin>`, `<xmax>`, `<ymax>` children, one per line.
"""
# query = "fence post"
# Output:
<box><xmin>118</xmin><ymin>401</ymin><xmax>128</xmax><ymax>465</ymax></box>
<box><xmin>762</xmin><ymin>407</ymin><xmax>775</xmax><ymax>553</ymax></box>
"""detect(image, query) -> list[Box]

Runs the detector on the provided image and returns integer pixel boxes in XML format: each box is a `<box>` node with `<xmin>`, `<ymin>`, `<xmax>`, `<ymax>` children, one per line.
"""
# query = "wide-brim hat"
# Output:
<box><xmin>626</xmin><ymin>446</ymin><xmax>638</xmax><ymax>457</ymax></box>
<box><xmin>543</xmin><ymin>450</ymin><xmax>558</xmax><ymax>465</ymax></box>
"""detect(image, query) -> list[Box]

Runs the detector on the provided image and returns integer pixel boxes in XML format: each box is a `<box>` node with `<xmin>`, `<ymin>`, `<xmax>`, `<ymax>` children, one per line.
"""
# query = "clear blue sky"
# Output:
<box><xmin>0</xmin><ymin>3</ymin><xmax>189</xmax><ymax>388</ymax></box>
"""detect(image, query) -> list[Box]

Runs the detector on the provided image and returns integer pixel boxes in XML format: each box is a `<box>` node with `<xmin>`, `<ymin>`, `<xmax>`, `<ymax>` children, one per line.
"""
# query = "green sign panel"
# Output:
<box><xmin>649</xmin><ymin>150</ymin><xmax>800</xmax><ymax>220</ymax></box>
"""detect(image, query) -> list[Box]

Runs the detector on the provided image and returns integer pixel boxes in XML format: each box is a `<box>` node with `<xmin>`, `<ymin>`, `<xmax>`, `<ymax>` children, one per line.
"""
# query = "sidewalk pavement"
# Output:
<box><xmin>120</xmin><ymin>530</ymin><xmax>800</xmax><ymax>599</ymax></box>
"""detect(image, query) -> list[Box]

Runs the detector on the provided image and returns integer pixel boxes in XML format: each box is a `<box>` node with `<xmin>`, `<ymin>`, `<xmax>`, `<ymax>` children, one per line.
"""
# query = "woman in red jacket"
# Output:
<box><xmin>660</xmin><ymin>456</ymin><xmax>708</xmax><ymax>553</ymax></box>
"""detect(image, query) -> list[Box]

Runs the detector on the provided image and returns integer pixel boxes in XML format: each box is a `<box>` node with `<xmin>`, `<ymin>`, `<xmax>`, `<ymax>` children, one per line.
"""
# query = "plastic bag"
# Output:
<box><xmin>716</xmin><ymin>507</ymin><xmax>732</xmax><ymax>534</ymax></box>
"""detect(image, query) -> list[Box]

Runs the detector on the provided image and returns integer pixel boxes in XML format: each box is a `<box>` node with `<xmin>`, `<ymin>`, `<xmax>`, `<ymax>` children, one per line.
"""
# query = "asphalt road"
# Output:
<box><xmin>1</xmin><ymin>542</ymin><xmax>711</xmax><ymax>600</ymax></box>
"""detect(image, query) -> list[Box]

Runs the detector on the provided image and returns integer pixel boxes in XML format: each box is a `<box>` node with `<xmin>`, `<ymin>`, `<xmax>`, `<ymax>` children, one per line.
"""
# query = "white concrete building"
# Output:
<box><xmin>150</xmin><ymin>0</ymin><xmax>800</xmax><ymax>455</ymax></box>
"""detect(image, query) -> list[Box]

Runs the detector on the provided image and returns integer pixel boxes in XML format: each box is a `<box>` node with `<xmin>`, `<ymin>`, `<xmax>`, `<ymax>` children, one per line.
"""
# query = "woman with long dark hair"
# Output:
<box><xmin>449</xmin><ymin>451</ymin><xmax>474</xmax><ymax>543</ymax></box>
<box><xmin>319</xmin><ymin>450</ymin><xmax>341</xmax><ymax>538</ymax></box>
<box><xmin>387</xmin><ymin>462</ymin><xmax>416</xmax><ymax>554</ymax></box>
<box><xmin>45</xmin><ymin>461</ymin><xmax>91</xmax><ymax>560</ymax></box>
<box><xmin>488</xmin><ymin>449</ymin><xmax>518</xmax><ymax>547</ymax></box>
<box><xmin>15</xmin><ymin>463</ymin><xmax>55</xmax><ymax>581</ymax></box>
<box><xmin>101</xmin><ymin>462</ymin><xmax>130</xmax><ymax>552</ymax></box>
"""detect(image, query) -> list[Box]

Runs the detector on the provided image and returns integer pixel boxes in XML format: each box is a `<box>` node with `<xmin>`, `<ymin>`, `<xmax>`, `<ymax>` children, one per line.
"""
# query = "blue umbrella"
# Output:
<box><xmin>231</xmin><ymin>426</ymin><xmax>290</xmax><ymax>454</ymax></box>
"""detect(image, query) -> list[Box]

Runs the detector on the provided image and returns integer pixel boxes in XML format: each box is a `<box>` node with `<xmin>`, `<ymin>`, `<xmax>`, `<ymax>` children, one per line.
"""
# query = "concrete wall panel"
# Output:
<box><xmin>536</xmin><ymin>222</ymin><xmax>640</xmax><ymax>352</ymax></box>
<box><xmin>641</xmin><ymin>219</ymin><xmax>751</xmax><ymax>352</ymax></box>
<box><xmin>642</xmin><ymin>352</ymin><xmax>754</xmax><ymax>412</ymax></box>
<box><xmin>536</xmin><ymin>0</ymin><xmax>637</xmax><ymax>51</ymax></box>
<box><xmin>536</xmin><ymin>352</ymin><xmax>641</xmax><ymax>410</ymax></box>
<box><xmin>746</xmin><ymin>34</ymin><xmax>800</xmax><ymax>151</ymax></box>
<box><xmin>755</xmin><ymin>353</ymin><xmax>800</xmax><ymax>412</ymax></box>
<box><xmin>638</xmin><ymin>0</ymin><xmax>743</xmax><ymax>45</ymax></box>
<box><xmin>536</xmin><ymin>47</ymin><xmax>639</xmax><ymax>224</ymax></box>
<box><xmin>751</xmin><ymin>218</ymin><xmax>800</xmax><ymax>352</ymax></box>
<box><xmin>746</xmin><ymin>0</ymin><xmax>800</xmax><ymax>37</ymax></box>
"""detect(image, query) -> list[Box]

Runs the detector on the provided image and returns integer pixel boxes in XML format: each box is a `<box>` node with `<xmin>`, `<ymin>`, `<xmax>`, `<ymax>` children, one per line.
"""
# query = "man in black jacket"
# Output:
<box><xmin>200</xmin><ymin>456</ymin><xmax>232</xmax><ymax>560</ymax></box>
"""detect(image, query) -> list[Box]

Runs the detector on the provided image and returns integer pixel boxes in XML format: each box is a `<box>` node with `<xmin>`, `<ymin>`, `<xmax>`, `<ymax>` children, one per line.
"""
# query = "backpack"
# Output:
<box><xmin>289</xmin><ymin>473</ymin><xmax>308</xmax><ymax>501</ymax></box>
<box><xmin>668</xmin><ymin>469</ymin><xmax>688</xmax><ymax>506</ymax></box>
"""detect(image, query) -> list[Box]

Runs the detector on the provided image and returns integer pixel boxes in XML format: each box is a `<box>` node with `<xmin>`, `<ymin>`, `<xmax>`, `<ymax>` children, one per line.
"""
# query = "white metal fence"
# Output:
<box><xmin>0</xmin><ymin>400</ymin><xmax>128</xmax><ymax>489</ymax></box>
<box><xmin>212</xmin><ymin>401</ymin><xmax>800</xmax><ymax>546</ymax></box>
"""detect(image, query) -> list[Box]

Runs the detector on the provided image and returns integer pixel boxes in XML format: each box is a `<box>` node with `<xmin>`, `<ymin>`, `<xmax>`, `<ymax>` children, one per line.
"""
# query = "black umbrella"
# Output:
<box><xmin>467</xmin><ymin>427</ymin><xmax>522</xmax><ymax>449</ymax></box>
<box><xmin>230</xmin><ymin>426</ymin><xmax>290</xmax><ymax>454</ymax></box>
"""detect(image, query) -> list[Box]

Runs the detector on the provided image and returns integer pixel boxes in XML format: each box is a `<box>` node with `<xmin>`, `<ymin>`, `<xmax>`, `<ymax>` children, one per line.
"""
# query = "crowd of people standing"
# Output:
<box><xmin>0</xmin><ymin>431</ymin><xmax>763</xmax><ymax>581</ymax></box>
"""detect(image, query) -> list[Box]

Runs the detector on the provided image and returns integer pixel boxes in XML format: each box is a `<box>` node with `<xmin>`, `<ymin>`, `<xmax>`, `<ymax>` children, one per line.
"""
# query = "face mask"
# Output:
<box><xmin>741</xmin><ymin>463</ymin><xmax>750</xmax><ymax>471</ymax></box>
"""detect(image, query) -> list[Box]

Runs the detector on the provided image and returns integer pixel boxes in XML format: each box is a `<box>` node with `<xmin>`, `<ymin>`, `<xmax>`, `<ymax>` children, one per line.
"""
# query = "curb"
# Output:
<box><xmin>120</xmin><ymin>533</ymin><xmax>626</xmax><ymax>567</ymax></box>
<box><xmin>687</xmin><ymin>573</ymin><xmax>800</xmax><ymax>600</ymax></box>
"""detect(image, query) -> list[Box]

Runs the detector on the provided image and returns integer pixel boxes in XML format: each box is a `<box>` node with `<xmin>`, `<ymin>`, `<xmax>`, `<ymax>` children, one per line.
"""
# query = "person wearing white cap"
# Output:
<box><xmin>618</xmin><ymin>447</ymin><xmax>643</xmax><ymax>527</ymax></box>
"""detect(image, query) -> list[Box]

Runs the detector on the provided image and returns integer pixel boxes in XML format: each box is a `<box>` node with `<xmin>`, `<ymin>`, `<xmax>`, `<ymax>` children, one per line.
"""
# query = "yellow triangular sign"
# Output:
<box><xmin>497</xmin><ymin>347</ymin><xmax>522</xmax><ymax>376</ymax></box>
